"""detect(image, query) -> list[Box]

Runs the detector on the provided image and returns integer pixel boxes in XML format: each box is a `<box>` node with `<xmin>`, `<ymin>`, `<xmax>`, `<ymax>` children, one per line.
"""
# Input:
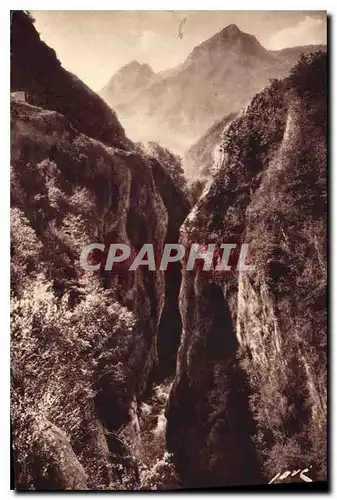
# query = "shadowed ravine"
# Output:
<box><xmin>10</xmin><ymin>11</ymin><xmax>327</xmax><ymax>490</ymax></box>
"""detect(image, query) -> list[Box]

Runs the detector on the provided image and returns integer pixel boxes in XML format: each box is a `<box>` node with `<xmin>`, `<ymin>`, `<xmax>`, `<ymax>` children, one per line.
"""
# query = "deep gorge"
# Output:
<box><xmin>10</xmin><ymin>11</ymin><xmax>327</xmax><ymax>490</ymax></box>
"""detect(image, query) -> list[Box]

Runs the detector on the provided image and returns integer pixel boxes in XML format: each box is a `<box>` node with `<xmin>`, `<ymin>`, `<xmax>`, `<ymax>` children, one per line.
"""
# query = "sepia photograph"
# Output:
<box><xmin>10</xmin><ymin>9</ymin><xmax>327</xmax><ymax>491</ymax></box>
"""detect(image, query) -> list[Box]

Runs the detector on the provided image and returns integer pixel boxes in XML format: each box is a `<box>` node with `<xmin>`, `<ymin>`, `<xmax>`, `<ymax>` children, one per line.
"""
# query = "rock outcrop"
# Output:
<box><xmin>10</xmin><ymin>97</ymin><xmax>167</xmax><ymax>488</ymax></box>
<box><xmin>10</xmin><ymin>14</ymin><xmax>189</xmax><ymax>490</ymax></box>
<box><xmin>166</xmin><ymin>51</ymin><xmax>327</xmax><ymax>486</ymax></box>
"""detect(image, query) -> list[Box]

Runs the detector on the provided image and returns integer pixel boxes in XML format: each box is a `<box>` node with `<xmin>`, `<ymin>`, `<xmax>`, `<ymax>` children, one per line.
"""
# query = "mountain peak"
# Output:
<box><xmin>126</xmin><ymin>60</ymin><xmax>142</xmax><ymax>68</ymax></box>
<box><xmin>189</xmin><ymin>23</ymin><xmax>270</xmax><ymax>61</ymax></box>
<box><xmin>120</xmin><ymin>60</ymin><xmax>154</xmax><ymax>75</ymax></box>
<box><xmin>100</xmin><ymin>60</ymin><xmax>156</xmax><ymax>105</ymax></box>
<box><xmin>221</xmin><ymin>24</ymin><xmax>241</xmax><ymax>36</ymax></box>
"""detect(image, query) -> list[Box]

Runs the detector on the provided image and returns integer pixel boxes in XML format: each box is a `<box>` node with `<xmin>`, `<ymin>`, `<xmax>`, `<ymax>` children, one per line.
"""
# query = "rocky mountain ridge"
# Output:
<box><xmin>101</xmin><ymin>23</ymin><xmax>326</xmax><ymax>155</ymax></box>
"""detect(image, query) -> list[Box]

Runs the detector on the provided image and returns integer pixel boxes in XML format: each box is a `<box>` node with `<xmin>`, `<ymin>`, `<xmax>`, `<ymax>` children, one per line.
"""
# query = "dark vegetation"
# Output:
<box><xmin>168</xmin><ymin>51</ymin><xmax>327</xmax><ymax>484</ymax></box>
<box><xmin>10</xmin><ymin>97</ymin><xmax>187</xmax><ymax>489</ymax></box>
<box><xmin>11</xmin><ymin>99</ymin><xmax>133</xmax><ymax>488</ymax></box>
<box><xmin>10</xmin><ymin>13</ymin><xmax>191</xmax><ymax>489</ymax></box>
<box><xmin>244</xmin><ymin>52</ymin><xmax>327</xmax><ymax>480</ymax></box>
<box><xmin>137</xmin><ymin>141</ymin><xmax>192</xmax><ymax>205</ymax></box>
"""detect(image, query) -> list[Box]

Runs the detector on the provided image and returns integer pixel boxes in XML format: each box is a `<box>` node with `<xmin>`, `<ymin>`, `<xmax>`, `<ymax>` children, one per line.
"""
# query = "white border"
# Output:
<box><xmin>1</xmin><ymin>2</ymin><xmax>334</xmax><ymax>498</ymax></box>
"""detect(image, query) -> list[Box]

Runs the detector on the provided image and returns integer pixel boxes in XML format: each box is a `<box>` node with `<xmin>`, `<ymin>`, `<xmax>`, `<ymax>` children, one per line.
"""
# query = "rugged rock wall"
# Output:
<box><xmin>150</xmin><ymin>157</ymin><xmax>191</xmax><ymax>379</ymax></box>
<box><xmin>11</xmin><ymin>12</ymin><xmax>192</xmax><ymax>490</ymax></box>
<box><xmin>10</xmin><ymin>99</ymin><xmax>169</xmax><ymax>489</ymax></box>
<box><xmin>166</xmin><ymin>51</ymin><xmax>327</xmax><ymax>486</ymax></box>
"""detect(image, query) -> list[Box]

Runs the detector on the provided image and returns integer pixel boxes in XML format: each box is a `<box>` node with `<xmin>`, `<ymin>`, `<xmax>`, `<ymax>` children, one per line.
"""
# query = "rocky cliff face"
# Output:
<box><xmin>11</xmin><ymin>100</ymin><xmax>190</xmax><ymax>491</ymax></box>
<box><xmin>10</xmin><ymin>12</ymin><xmax>189</xmax><ymax>491</ymax></box>
<box><xmin>166</xmin><ymin>51</ymin><xmax>327</xmax><ymax>486</ymax></box>
<box><xmin>11</xmin><ymin>99</ymin><xmax>165</xmax><ymax>489</ymax></box>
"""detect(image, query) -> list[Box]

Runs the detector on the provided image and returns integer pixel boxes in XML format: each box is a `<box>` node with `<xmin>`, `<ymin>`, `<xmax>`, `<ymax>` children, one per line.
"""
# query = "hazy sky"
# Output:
<box><xmin>31</xmin><ymin>10</ymin><xmax>327</xmax><ymax>92</ymax></box>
